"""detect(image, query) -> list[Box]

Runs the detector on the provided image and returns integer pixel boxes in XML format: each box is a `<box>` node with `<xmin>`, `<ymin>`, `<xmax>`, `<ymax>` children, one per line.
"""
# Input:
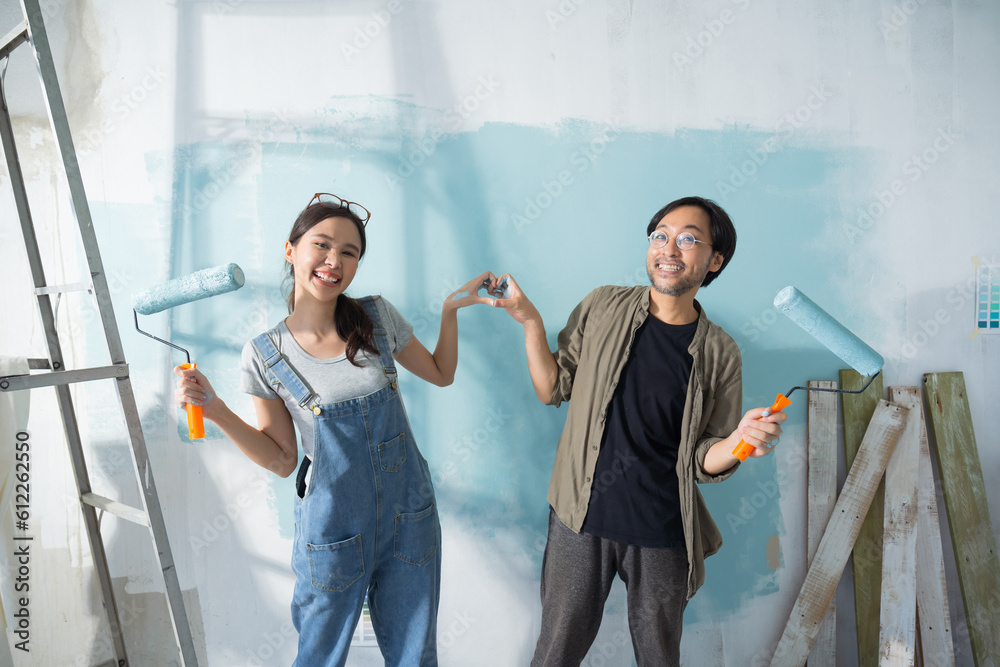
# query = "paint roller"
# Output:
<box><xmin>731</xmin><ymin>285</ymin><xmax>884</xmax><ymax>461</ymax></box>
<box><xmin>132</xmin><ymin>263</ymin><xmax>245</xmax><ymax>440</ymax></box>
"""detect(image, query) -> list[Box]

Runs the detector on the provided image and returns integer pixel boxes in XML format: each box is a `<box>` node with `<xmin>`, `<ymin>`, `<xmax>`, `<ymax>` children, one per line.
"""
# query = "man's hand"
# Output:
<box><xmin>492</xmin><ymin>274</ymin><xmax>542</xmax><ymax>327</ymax></box>
<box><xmin>702</xmin><ymin>407</ymin><xmax>788</xmax><ymax>474</ymax></box>
<box><xmin>730</xmin><ymin>406</ymin><xmax>787</xmax><ymax>457</ymax></box>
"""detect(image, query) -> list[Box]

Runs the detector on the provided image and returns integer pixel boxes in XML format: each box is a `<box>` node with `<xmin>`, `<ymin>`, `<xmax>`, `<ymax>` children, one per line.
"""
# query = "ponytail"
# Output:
<box><xmin>335</xmin><ymin>295</ymin><xmax>379</xmax><ymax>367</ymax></box>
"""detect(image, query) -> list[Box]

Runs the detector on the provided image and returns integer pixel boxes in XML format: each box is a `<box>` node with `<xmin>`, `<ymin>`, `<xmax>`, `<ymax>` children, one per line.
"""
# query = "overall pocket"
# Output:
<box><xmin>394</xmin><ymin>503</ymin><xmax>438</xmax><ymax>566</ymax></box>
<box><xmin>306</xmin><ymin>534</ymin><xmax>364</xmax><ymax>592</ymax></box>
<box><xmin>378</xmin><ymin>432</ymin><xmax>407</xmax><ymax>472</ymax></box>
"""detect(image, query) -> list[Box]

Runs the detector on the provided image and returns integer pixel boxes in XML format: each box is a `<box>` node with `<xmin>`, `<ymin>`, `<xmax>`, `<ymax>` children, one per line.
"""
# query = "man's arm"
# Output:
<box><xmin>492</xmin><ymin>275</ymin><xmax>559</xmax><ymax>403</ymax></box>
<box><xmin>522</xmin><ymin>317</ymin><xmax>559</xmax><ymax>403</ymax></box>
<box><xmin>693</xmin><ymin>349</ymin><xmax>785</xmax><ymax>479</ymax></box>
<box><xmin>702</xmin><ymin>407</ymin><xmax>786</xmax><ymax>475</ymax></box>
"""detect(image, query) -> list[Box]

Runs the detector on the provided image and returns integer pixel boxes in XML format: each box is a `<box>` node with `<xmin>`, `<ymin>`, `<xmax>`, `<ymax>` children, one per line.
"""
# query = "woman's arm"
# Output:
<box><xmin>394</xmin><ymin>271</ymin><xmax>496</xmax><ymax>387</ymax></box>
<box><xmin>174</xmin><ymin>366</ymin><xmax>299</xmax><ymax>477</ymax></box>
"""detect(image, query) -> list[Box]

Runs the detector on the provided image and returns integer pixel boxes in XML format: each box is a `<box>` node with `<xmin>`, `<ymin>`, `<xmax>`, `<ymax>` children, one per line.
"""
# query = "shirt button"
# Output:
<box><xmin>585</xmin><ymin>477</ymin><xmax>591</xmax><ymax>483</ymax></box>
<box><xmin>592</xmin><ymin>445</ymin><xmax>598</xmax><ymax>451</ymax></box>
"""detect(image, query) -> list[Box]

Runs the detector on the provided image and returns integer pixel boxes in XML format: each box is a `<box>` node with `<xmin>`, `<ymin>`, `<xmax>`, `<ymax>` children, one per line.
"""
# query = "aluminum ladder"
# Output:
<box><xmin>0</xmin><ymin>1</ymin><xmax>198</xmax><ymax>664</ymax></box>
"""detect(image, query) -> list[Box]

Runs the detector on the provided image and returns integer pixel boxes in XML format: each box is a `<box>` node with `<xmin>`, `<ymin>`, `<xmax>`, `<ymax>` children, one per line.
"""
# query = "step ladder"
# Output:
<box><xmin>0</xmin><ymin>1</ymin><xmax>198</xmax><ymax>665</ymax></box>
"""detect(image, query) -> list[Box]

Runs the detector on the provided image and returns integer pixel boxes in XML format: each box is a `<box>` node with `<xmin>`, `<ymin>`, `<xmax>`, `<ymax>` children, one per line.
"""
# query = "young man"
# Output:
<box><xmin>491</xmin><ymin>196</ymin><xmax>785</xmax><ymax>666</ymax></box>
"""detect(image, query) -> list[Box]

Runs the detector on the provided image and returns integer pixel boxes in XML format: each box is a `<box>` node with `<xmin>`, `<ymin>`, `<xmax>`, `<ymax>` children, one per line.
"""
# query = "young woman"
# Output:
<box><xmin>174</xmin><ymin>193</ymin><xmax>495</xmax><ymax>666</ymax></box>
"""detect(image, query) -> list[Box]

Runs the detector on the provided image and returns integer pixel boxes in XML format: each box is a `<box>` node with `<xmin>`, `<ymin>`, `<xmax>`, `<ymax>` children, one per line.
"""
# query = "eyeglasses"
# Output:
<box><xmin>648</xmin><ymin>230</ymin><xmax>713</xmax><ymax>251</ymax></box>
<box><xmin>309</xmin><ymin>193</ymin><xmax>371</xmax><ymax>225</ymax></box>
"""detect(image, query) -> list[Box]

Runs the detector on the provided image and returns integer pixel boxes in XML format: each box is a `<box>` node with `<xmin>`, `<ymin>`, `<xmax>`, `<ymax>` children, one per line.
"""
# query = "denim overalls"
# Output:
<box><xmin>251</xmin><ymin>297</ymin><xmax>441</xmax><ymax>666</ymax></box>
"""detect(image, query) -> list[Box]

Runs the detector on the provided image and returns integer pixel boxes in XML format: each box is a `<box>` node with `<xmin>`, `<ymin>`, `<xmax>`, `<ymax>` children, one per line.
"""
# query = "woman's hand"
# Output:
<box><xmin>174</xmin><ymin>365</ymin><xmax>221</xmax><ymax>421</ymax></box>
<box><xmin>443</xmin><ymin>271</ymin><xmax>503</xmax><ymax>312</ymax></box>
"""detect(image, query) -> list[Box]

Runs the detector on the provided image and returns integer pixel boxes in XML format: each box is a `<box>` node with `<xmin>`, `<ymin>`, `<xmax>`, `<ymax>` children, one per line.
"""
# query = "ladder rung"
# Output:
<box><xmin>0</xmin><ymin>21</ymin><xmax>27</xmax><ymax>57</ymax></box>
<box><xmin>34</xmin><ymin>281</ymin><xmax>92</xmax><ymax>295</ymax></box>
<box><xmin>82</xmin><ymin>493</ymin><xmax>149</xmax><ymax>527</ymax></box>
<box><xmin>0</xmin><ymin>364</ymin><xmax>128</xmax><ymax>391</ymax></box>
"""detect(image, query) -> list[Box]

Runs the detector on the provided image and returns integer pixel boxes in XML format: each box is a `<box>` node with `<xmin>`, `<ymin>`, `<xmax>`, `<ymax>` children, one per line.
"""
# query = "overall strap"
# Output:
<box><xmin>358</xmin><ymin>296</ymin><xmax>398</xmax><ymax>388</ymax></box>
<box><xmin>250</xmin><ymin>331</ymin><xmax>321</xmax><ymax>414</ymax></box>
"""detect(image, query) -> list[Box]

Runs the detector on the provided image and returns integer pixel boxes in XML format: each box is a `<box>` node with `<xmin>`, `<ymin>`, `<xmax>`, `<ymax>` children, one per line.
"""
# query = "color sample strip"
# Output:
<box><xmin>806</xmin><ymin>381</ymin><xmax>838</xmax><ymax>667</ymax></box>
<box><xmin>770</xmin><ymin>400</ymin><xmax>908</xmax><ymax>667</ymax></box>
<box><xmin>922</xmin><ymin>372</ymin><xmax>1000</xmax><ymax>664</ymax></box>
<box><xmin>976</xmin><ymin>263</ymin><xmax>1000</xmax><ymax>332</ymax></box>
<box><xmin>839</xmin><ymin>368</ymin><xmax>885</xmax><ymax>667</ymax></box>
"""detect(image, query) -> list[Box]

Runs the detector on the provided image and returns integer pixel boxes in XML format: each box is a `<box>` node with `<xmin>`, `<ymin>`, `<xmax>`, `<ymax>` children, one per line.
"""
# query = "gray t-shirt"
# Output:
<box><xmin>239</xmin><ymin>296</ymin><xmax>413</xmax><ymax>459</ymax></box>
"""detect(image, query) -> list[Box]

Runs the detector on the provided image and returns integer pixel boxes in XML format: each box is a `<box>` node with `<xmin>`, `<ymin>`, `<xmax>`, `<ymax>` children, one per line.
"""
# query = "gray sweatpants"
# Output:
<box><xmin>530</xmin><ymin>510</ymin><xmax>689</xmax><ymax>667</ymax></box>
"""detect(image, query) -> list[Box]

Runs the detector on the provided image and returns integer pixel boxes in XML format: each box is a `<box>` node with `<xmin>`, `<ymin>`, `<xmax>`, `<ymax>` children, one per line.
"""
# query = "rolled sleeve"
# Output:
<box><xmin>548</xmin><ymin>290</ymin><xmax>598</xmax><ymax>407</ymax></box>
<box><xmin>694</xmin><ymin>363</ymin><xmax>743</xmax><ymax>484</ymax></box>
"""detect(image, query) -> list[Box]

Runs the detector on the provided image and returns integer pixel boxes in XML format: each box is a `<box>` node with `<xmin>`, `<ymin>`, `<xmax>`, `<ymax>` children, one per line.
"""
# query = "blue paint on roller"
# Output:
<box><xmin>132</xmin><ymin>263</ymin><xmax>245</xmax><ymax>315</ymax></box>
<box><xmin>773</xmin><ymin>286</ymin><xmax>884</xmax><ymax>376</ymax></box>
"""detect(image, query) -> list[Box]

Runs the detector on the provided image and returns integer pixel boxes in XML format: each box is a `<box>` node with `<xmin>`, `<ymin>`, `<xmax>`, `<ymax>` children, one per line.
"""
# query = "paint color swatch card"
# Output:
<box><xmin>977</xmin><ymin>263</ymin><xmax>1000</xmax><ymax>333</ymax></box>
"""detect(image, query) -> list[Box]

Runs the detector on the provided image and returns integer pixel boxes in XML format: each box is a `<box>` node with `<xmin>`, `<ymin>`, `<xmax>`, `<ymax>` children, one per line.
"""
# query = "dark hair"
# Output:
<box><xmin>645</xmin><ymin>196</ymin><xmax>737</xmax><ymax>288</ymax></box>
<box><xmin>285</xmin><ymin>201</ymin><xmax>378</xmax><ymax>366</ymax></box>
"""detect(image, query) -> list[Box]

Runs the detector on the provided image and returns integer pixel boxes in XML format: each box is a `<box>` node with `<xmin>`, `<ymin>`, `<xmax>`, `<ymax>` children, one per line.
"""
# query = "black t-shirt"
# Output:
<box><xmin>580</xmin><ymin>315</ymin><xmax>698</xmax><ymax>548</ymax></box>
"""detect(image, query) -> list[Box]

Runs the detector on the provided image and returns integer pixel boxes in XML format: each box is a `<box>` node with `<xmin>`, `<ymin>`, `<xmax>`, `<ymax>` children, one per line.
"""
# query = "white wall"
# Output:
<box><xmin>0</xmin><ymin>1</ymin><xmax>997</xmax><ymax>665</ymax></box>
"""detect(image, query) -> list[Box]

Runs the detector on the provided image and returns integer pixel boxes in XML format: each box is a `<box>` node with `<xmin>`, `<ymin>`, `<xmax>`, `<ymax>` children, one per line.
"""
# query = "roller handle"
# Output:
<box><xmin>181</xmin><ymin>363</ymin><xmax>205</xmax><ymax>440</ymax></box>
<box><xmin>732</xmin><ymin>393</ymin><xmax>792</xmax><ymax>461</ymax></box>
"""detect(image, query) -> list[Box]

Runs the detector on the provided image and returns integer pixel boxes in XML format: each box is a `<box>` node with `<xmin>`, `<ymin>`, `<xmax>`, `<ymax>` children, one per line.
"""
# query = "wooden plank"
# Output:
<box><xmin>879</xmin><ymin>387</ymin><xmax>923</xmax><ymax>665</ymax></box>
<box><xmin>807</xmin><ymin>380</ymin><xmax>838</xmax><ymax>667</ymax></box>
<box><xmin>840</xmin><ymin>368</ymin><xmax>885</xmax><ymax>667</ymax></box>
<box><xmin>910</xmin><ymin>386</ymin><xmax>955</xmax><ymax>667</ymax></box>
<box><xmin>922</xmin><ymin>372</ymin><xmax>1000</xmax><ymax>665</ymax></box>
<box><xmin>771</xmin><ymin>400</ymin><xmax>908</xmax><ymax>667</ymax></box>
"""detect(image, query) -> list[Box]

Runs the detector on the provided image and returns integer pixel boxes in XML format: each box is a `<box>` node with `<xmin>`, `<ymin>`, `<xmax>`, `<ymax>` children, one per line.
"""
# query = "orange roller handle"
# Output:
<box><xmin>732</xmin><ymin>393</ymin><xmax>792</xmax><ymax>461</ymax></box>
<box><xmin>181</xmin><ymin>363</ymin><xmax>205</xmax><ymax>440</ymax></box>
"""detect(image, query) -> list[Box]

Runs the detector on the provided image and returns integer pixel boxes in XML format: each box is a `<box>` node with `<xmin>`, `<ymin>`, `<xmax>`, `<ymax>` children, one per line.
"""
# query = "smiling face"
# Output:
<box><xmin>646</xmin><ymin>205</ymin><xmax>725</xmax><ymax>297</ymax></box>
<box><xmin>285</xmin><ymin>215</ymin><xmax>363</xmax><ymax>308</ymax></box>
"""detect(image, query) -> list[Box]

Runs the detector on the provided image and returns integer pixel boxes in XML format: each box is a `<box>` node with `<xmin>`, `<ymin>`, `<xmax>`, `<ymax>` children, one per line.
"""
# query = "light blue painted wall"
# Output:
<box><xmin>106</xmin><ymin>117</ymin><xmax>872</xmax><ymax>632</ymax></box>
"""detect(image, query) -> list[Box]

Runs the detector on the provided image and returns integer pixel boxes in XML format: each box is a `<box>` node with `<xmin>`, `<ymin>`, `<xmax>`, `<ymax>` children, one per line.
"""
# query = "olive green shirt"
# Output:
<box><xmin>547</xmin><ymin>285</ymin><xmax>743</xmax><ymax>599</ymax></box>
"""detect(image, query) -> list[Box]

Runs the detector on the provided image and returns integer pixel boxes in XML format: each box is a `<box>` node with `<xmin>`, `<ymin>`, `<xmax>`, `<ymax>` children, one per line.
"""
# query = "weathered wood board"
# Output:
<box><xmin>807</xmin><ymin>381</ymin><xmax>838</xmax><ymax>667</ymax></box>
<box><xmin>879</xmin><ymin>386</ymin><xmax>923</xmax><ymax>665</ymax></box>
<box><xmin>923</xmin><ymin>372</ymin><xmax>1000</xmax><ymax>666</ymax></box>
<box><xmin>771</xmin><ymin>400</ymin><xmax>908</xmax><ymax>667</ymax></box>
<box><xmin>840</xmin><ymin>369</ymin><xmax>886</xmax><ymax>667</ymax></box>
<box><xmin>909</xmin><ymin>386</ymin><xmax>955</xmax><ymax>667</ymax></box>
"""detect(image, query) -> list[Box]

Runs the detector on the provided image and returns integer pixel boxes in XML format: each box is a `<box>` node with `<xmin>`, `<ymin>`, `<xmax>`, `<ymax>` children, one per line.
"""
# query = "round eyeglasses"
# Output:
<box><xmin>310</xmin><ymin>193</ymin><xmax>371</xmax><ymax>225</ymax></box>
<box><xmin>648</xmin><ymin>230</ymin><xmax>713</xmax><ymax>251</ymax></box>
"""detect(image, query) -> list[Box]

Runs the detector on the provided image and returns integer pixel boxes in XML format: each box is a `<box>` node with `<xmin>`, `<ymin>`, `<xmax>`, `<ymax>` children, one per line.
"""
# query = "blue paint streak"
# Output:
<box><xmin>114</xmin><ymin>114</ymin><xmax>873</xmax><ymax>621</ymax></box>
